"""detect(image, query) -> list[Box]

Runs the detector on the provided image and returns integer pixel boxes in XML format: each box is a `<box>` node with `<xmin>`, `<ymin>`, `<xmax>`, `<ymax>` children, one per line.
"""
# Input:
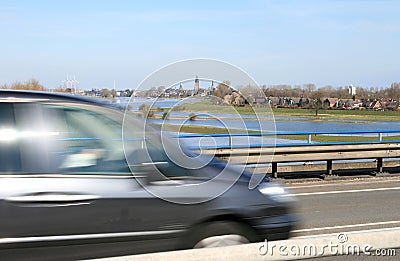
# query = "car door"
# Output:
<box><xmin>0</xmin><ymin>101</ymin><xmax>188</xmax><ymax>258</ymax></box>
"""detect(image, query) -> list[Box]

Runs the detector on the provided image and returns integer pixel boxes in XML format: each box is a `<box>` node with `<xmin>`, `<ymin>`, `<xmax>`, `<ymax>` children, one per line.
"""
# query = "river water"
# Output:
<box><xmin>114</xmin><ymin>97</ymin><xmax>400</xmax><ymax>133</ymax></box>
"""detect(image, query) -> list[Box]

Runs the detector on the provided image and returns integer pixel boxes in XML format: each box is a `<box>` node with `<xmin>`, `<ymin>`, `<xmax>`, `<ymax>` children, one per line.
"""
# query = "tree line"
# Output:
<box><xmin>2</xmin><ymin>79</ymin><xmax>400</xmax><ymax>101</ymax></box>
<box><xmin>259</xmin><ymin>83</ymin><xmax>400</xmax><ymax>100</ymax></box>
<box><xmin>0</xmin><ymin>79</ymin><xmax>47</xmax><ymax>91</ymax></box>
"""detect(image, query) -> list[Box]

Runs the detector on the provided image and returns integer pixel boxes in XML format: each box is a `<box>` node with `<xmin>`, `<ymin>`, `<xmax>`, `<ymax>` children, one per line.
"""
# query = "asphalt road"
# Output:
<box><xmin>285</xmin><ymin>176</ymin><xmax>400</xmax><ymax>237</ymax></box>
<box><xmin>263</xmin><ymin>176</ymin><xmax>400</xmax><ymax>260</ymax></box>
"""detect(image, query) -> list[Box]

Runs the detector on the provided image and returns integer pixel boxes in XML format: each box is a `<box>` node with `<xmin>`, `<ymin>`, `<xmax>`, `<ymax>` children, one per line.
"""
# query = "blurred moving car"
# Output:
<box><xmin>0</xmin><ymin>90</ymin><xmax>297</xmax><ymax>260</ymax></box>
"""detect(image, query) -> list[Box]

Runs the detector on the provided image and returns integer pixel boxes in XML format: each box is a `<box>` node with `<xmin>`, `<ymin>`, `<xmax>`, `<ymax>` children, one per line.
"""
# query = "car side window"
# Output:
<box><xmin>1</xmin><ymin>101</ymin><xmax>67</xmax><ymax>174</ymax></box>
<box><xmin>43</xmin><ymin>104</ymin><xmax>130</xmax><ymax>174</ymax></box>
<box><xmin>0</xmin><ymin>102</ymin><xmax>21</xmax><ymax>173</ymax></box>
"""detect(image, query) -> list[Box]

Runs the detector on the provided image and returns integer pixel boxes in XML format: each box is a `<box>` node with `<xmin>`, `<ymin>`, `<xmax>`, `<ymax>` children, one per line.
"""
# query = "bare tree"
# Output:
<box><xmin>309</xmin><ymin>90</ymin><xmax>324</xmax><ymax>116</ymax></box>
<box><xmin>101</xmin><ymin>88</ymin><xmax>112</xmax><ymax>98</ymax></box>
<box><xmin>213</xmin><ymin>81</ymin><xmax>232</xmax><ymax>99</ymax></box>
<box><xmin>304</xmin><ymin>83</ymin><xmax>316</xmax><ymax>97</ymax></box>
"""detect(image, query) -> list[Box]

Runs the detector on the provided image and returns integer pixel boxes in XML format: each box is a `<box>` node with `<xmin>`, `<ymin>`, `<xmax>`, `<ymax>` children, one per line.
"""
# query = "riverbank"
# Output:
<box><xmin>154</xmin><ymin>124</ymin><xmax>400</xmax><ymax>143</ymax></box>
<box><xmin>272</xmin><ymin>108</ymin><xmax>400</xmax><ymax>122</ymax></box>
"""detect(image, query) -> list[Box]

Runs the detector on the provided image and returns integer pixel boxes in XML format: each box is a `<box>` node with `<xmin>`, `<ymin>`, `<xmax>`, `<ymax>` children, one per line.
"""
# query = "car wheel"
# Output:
<box><xmin>188</xmin><ymin>221</ymin><xmax>257</xmax><ymax>248</ymax></box>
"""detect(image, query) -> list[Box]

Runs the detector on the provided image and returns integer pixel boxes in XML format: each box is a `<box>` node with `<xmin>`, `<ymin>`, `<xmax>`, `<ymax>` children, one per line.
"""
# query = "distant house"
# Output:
<box><xmin>268</xmin><ymin>97</ymin><xmax>280</xmax><ymax>107</ymax></box>
<box><xmin>344</xmin><ymin>99</ymin><xmax>355</xmax><ymax>109</ymax></box>
<box><xmin>231</xmin><ymin>92</ymin><xmax>245</xmax><ymax>105</ymax></box>
<box><xmin>327</xmin><ymin>98</ymin><xmax>338</xmax><ymax>109</ymax></box>
<box><xmin>322</xmin><ymin>98</ymin><xmax>331</xmax><ymax>109</ymax></box>
<box><xmin>384</xmin><ymin>101</ymin><xmax>400</xmax><ymax>111</ymax></box>
<box><xmin>368</xmin><ymin>100</ymin><xmax>383</xmax><ymax>110</ymax></box>
<box><xmin>254</xmin><ymin>97</ymin><xmax>267</xmax><ymax>104</ymax></box>
<box><xmin>277</xmin><ymin>97</ymin><xmax>295</xmax><ymax>107</ymax></box>
<box><xmin>291</xmin><ymin>98</ymin><xmax>301</xmax><ymax>107</ymax></box>
<box><xmin>333</xmin><ymin>99</ymin><xmax>344</xmax><ymax>109</ymax></box>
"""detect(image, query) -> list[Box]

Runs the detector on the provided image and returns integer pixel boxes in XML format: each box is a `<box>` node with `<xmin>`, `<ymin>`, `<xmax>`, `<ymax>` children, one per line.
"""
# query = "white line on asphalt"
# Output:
<box><xmin>286</xmin><ymin>178</ymin><xmax>400</xmax><ymax>189</ymax></box>
<box><xmin>289</xmin><ymin>186</ymin><xmax>400</xmax><ymax>196</ymax></box>
<box><xmin>293</xmin><ymin>220</ymin><xmax>400</xmax><ymax>233</ymax></box>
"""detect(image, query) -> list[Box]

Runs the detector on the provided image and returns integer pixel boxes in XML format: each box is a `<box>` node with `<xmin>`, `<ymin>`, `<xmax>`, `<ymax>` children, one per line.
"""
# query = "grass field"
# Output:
<box><xmin>271</xmin><ymin>108</ymin><xmax>400</xmax><ymax>122</ymax></box>
<box><xmin>277</xmin><ymin>134</ymin><xmax>400</xmax><ymax>143</ymax></box>
<box><xmin>157</xmin><ymin>124</ymin><xmax>260</xmax><ymax>134</ymax></box>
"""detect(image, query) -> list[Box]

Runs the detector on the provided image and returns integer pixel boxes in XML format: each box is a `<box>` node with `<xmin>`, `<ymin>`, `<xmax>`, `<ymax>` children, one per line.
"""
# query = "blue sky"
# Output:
<box><xmin>0</xmin><ymin>0</ymin><xmax>399</xmax><ymax>90</ymax></box>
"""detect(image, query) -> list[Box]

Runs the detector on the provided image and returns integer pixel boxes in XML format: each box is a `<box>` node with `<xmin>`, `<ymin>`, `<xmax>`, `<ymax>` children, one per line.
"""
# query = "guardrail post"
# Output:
<box><xmin>308</xmin><ymin>134</ymin><xmax>312</xmax><ymax>144</ymax></box>
<box><xmin>272</xmin><ymin>163</ymin><xmax>278</xmax><ymax>178</ymax></box>
<box><xmin>327</xmin><ymin>160</ymin><xmax>333</xmax><ymax>175</ymax></box>
<box><xmin>378</xmin><ymin>133</ymin><xmax>382</xmax><ymax>142</ymax></box>
<box><xmin>377</xmin><ymin>158</ymin><xmax>383</xmax><ymax>172</ymax></box>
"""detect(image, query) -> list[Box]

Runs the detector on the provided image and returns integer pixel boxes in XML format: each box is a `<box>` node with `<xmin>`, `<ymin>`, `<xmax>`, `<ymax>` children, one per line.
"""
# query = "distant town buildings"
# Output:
<box><xmin>194</xmin><ymin>76</ymin><xmax>200</xmax><ymax>95</ymax></box>
<box><xmin>49</xmin><ymin>76</ymin><xmax>400</xmax><ymax>111</ymax></box>
<box><xmin>349</xmin><ymin>84</ymin><xmax>356</xmax><ymax>96</ymax></box>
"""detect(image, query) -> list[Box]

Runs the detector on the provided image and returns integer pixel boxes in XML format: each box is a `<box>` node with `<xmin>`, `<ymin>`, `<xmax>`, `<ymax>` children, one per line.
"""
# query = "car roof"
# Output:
<box><xmin>0</xmin><ymin>89</ymin><xmax>104</xmax><ymax>105</ymax></box>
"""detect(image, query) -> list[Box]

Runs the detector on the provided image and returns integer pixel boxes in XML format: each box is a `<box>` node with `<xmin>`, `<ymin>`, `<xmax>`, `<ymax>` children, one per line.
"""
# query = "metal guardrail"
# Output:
<box><xmin>57</xmin><ymin>130</ymin><xmax>400</xmax><ymax>178</ymax></box>
<box><xmin>177</xmin><ymin>129</ymin><xmax>400</xmax><ymax>148</ymax></box>
<box><xmin>177</xmin><ymin>130</ymin><xmax>400</xmax><ymax>178</ymax></box>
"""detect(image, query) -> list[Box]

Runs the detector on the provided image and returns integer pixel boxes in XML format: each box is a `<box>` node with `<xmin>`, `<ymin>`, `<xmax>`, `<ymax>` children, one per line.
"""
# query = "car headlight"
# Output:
<box><xmin>258</xmin><ymin>183</ymin><xmax>296</xmax><ymax>203</ymax></box>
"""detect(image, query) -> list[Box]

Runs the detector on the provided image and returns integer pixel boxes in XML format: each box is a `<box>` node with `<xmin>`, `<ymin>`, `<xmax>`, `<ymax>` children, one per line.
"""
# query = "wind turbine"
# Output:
<box><xmin>63</xmin><ymin>75</ymin><xmax>71</xmax><ymax>91</ymax></box>
<box><xmin>72</xmin><ymin>75</ymin><xmax>79</xmax><ymax>94</ymax></box>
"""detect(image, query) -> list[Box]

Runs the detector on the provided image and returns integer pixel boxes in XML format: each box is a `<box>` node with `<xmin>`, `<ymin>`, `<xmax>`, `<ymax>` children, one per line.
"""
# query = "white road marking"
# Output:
<box><xmin>293</xmin><ymin>221</ymin><xmax>400</xmax><ymax>233</ymax></box>
<box><xmin>286</xmin><ymin>178</ymin><xmax>400</xmax><ymax>189</ymax></box>
<box><xmin>289</xmin><ymin>186</ymin><xmax>400</xmax><ymax>196</ymax></box>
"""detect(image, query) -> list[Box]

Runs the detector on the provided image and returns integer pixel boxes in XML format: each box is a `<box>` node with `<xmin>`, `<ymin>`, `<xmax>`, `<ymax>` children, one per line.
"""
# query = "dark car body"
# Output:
<box><xmin>0</xmin><ymin>90</ymin><xmax>297</xmax><ymax>260</ymax></box>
